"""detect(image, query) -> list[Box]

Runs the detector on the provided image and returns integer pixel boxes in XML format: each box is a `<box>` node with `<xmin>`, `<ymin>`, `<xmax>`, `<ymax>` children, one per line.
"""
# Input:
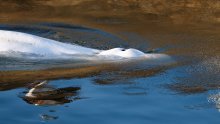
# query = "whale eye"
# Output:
<box><xmin>121</xmin><ymin>49</ymin><xmax>126</xmax><ymax>51</ymax></box>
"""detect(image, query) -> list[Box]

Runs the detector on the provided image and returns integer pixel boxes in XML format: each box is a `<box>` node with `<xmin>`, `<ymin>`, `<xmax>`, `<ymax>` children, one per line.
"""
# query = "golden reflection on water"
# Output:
<box><xmin>0</xmin><ymin>0</ymin><xmax>220</xmax><ymax>95</ymax></box>
<box><xmin>0</xmin><ymin>57</ymin><xmax>175</xmax><ymax>91</ymax></box>
<box><xmin>0</xmin><ymin>64</ymin><xmax>115</xmax><ymax>91</ymax></box>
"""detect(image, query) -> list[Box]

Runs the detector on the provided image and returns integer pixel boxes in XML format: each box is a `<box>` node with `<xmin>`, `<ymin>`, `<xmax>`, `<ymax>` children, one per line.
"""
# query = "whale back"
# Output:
<box><xmin>0</xmin><ymin>30</ymin><xmax>100</xmax><ymax>58</ymax></box>
<box><xmin>0</xmin><ymin>30</ymin><xmax>173</xmax><ymax>64</ymax></box>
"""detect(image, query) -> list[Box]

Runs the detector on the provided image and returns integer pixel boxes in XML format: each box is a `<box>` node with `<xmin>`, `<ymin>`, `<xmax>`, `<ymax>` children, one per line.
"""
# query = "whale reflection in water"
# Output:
<box><xmin>22</xmin><ymin>81</ymin><xmax>81</xmax><ymax>106</ymax></box>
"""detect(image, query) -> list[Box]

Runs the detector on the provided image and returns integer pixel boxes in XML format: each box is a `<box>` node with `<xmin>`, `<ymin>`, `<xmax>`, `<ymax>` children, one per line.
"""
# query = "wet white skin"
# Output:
<box><xmin>0</xmin><ymin>30</ymin><xmax>171</xmax><ymax>60</ymax></box>
<box><xmin>98</xmin><ymin>48</ymin><xmax>145</xmax><ymax>58</ymax></box>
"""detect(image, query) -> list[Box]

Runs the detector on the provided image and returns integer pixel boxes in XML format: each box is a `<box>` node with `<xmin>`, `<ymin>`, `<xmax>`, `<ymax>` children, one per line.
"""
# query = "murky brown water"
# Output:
<box><xmin>0</xmin><ymin>0</ymin><xmax>220</xmax><ymax>123</ymax></box>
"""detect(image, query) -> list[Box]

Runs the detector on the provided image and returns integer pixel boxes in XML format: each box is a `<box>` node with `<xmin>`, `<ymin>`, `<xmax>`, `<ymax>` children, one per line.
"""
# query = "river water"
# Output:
<box><xmin>0</xmin><ymin>1</ymin><xmax>220</xmax><ymax>123</ymax></box>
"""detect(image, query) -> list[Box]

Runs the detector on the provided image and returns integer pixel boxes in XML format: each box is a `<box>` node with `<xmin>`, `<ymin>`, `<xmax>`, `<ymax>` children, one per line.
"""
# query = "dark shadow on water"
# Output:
<box><xmin>122</xmin><ymin>86</ymin><xmax>147</xmax><ymax>96</ymax></box>
<box><xmin>0</xmin><ymin>24</ymin><xmax>54</xmax><ymax>35</ymax></box>
<box><xmin>38</xmin><ymin>22</ymin><xmax>97</xmax><ymax>31</ymax></box>
<box><xmin>93</xmin><ymin>68</ymin><xmax>165</xmax><ymax>85</ymax></box>
<box><xmin>0</xmin><ymin>23</ymin><xmax>129</xmax><ymax>50</ymax></box>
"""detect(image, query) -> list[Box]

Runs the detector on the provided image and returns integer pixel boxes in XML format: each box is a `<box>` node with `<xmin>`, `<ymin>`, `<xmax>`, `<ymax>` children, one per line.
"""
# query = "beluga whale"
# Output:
<box><xmin>0</xmin><ymin>30</ymin><xmax>172</xmax><ymax>63</ymax></box>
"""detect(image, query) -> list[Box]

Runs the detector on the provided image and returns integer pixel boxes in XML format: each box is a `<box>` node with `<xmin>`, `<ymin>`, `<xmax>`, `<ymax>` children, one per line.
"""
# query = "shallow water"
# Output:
<box><xmin>0</xmin><ymin>1</ymin><xmax>220</xmax><ymax>123</ymax></box>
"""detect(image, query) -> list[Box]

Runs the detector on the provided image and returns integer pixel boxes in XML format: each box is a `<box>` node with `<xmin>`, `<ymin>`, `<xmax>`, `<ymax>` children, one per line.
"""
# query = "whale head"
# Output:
<box><xmin>97</xmin><ymin>48</ymin><xmax>174</xmax><ymax>65</ymax></box>
<box><xmin>98</xmin><ymin>48</ymin><xmax>146</xmax><ymax>58</ymax></box>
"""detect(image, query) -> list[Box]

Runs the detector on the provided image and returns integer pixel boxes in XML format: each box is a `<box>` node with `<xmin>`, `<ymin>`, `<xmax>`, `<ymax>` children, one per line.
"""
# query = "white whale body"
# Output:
<box><xmin>0</xmin><ymin>30</ymin><xmax>171</xmax><ymax>61</ymax></box>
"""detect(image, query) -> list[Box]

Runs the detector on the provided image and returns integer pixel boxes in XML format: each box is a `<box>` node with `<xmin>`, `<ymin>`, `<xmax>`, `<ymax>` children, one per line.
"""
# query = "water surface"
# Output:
<box><xmin>0</xmin><ymin>1</ymin><xmax>220</xmax><ymax>123</ymax></box>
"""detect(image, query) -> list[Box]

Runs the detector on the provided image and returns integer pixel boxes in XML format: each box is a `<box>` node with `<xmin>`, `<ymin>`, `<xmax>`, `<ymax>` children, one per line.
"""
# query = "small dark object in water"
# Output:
<box><xmin>40</xmin><ymin>114</ymin><xmax>58</xmax><ymax>121</ymax></box>
<box><xmin>22</xmin><ymin>81</ymin><xmax>81</xmax><ymax>106</ymax></box>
